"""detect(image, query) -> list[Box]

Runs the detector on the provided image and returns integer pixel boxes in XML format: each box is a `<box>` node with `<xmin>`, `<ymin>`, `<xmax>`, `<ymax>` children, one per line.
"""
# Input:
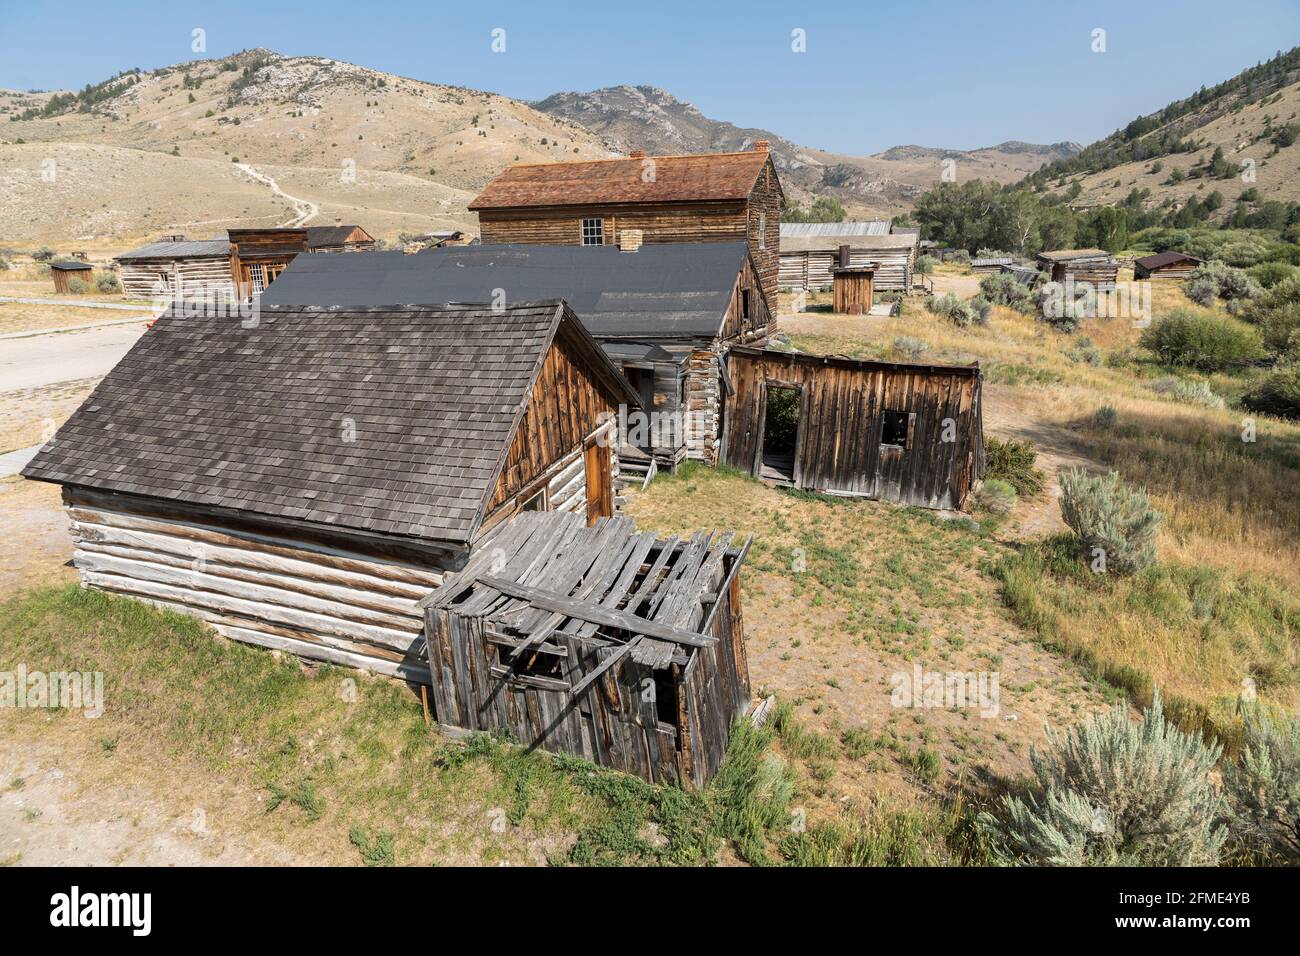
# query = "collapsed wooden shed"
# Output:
<box><xmin>721</xmin><ymin>347</ymin><xmax>985</xmax><ymax>510</ymax></box>
<box><xmin>1035</xmin><ymin>248</ymin><xmax>1119</xmax><ymax>286</ymax></box>
<box><xmin>422</xmin><ymin>510</ymin><xmax>751</xmax><ymax>788</ymax></box>
<box><xmin>23</xmin><ymin>300</ymin><xmax>639</xmax><ymax>683</ymax></box>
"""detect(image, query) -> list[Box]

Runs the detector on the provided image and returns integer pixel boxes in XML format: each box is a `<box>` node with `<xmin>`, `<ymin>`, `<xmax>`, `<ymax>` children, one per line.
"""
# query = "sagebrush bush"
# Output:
<box><xmin>1223</xmin><ymin>705</ymin><xmax>1300</xmax><ymax>863</ymax></box>
<box><xmin>1242</xmin><ymin>274</ymin><xmax>1300</xmax><ymax>355</ymax></box>
<box><xmin>1147</xmin><ymin>376</ymin><xmax>1225</xmax><ymax>409</ymax></box>
<box><xmin>978</xmin><ymin>272</ymin><xmax>1036</xmax><ymax>313</ymax></box>
<box><xmin>1248</xmin><ymin>260</ymin><xmax>1297</xmax><ymax>289</ymax></box>
<box><xmin>979</xmin><ymin>693</ymin><xmax>1226</xmax><ymax>866</ymax></box>
<box><xmin>927</xmin><ymin>292</ymin><xmax>983</xmax><ymax>328</ymax></box>
<box><xmin>892</xmin><ymin>335</ymin><xmax>929</xmax><ymax>360</ymax></box>
<box><xmin>974</xmin><ymin>478</ymin><xmax>1017</xmax><ymax>514</ymax></box>
<box><xmin>984</xmin><ymin>435</ymin><xmax>1044</xmax><ymax>496</ymax></box>
<box><xmin>1241</xmin><ymin>363</ymin><xmax>1300</xmax><ymax>420</ymax></box>
<box><xmin>1138</xmin><ymin>307</ymin><xmax>1266</xmax><ymax>370</ymax></box>
<box><xmin>1059</xmin><ymin>468</ymin><xmax>1162</xmax><ymax>576</ymax></box>
<box><xmin>1184</xmin><ymin>261</ymin><xmax>1262</xmax><ymax>304</ymax></box>
<box><xmin>1063</xmin><ymin>336</ymin><xmax>1102</xmax><ymax>365</ymax></box>
<box><xmin>95</xmin><ymin>272</ymin><xmax>122</xmax><ymax>293</ymax></box>
<box><xmin>66</xmin><ymin>277</ymin><xmax>89</xmax><ymax>294</ymax></box>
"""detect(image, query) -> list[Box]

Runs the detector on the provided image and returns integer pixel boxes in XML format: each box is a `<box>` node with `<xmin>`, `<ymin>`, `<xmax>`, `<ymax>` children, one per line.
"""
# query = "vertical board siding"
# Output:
<box><xmin>721</xmin><ymin>349</ymin><xmax>984</xmax><ymax>510</ymax></box>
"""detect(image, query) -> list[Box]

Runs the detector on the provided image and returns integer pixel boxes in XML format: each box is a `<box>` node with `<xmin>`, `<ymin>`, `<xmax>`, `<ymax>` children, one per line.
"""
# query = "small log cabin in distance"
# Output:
<box><xmin>422</xmin><ymin>510</ymin><xmax>752</xmax><ymax>788</ymax></box>
<box><xmin>1133</xmin><ymin>250</ymin><xmax>1204</xmax><ymax>281</ymax></box>
<box><xmin>1035</xmin><ymin>248</ymin><xmax>1120</xmax><ymax>286</ymax></box>
<box><xmin>721</xmin><ymin>348</ymin><xmax>986</xmax><ymax>510</ymax></box>
<box><xmin>468</xmin><ymin>142</ymin><xmax>784</xmax><ymax>307</ymax></box>
<box><xmin>23</xmin><ymin>300</ymin><xmax>640</xmax><ymax>683</ymax></box>
<box><xmin>262</xmin><ymin>240</ymin><xmax>772</xmax><ymax>474</ymax></box>
<box><xmin>49</xmin><ymin>259</ymin><xmax>95</xmax><ymax>294</ymax></box>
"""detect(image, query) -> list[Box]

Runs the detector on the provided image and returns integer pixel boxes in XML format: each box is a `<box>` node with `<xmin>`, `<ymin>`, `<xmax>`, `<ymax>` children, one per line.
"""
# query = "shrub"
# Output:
<box><xmin>915</xmin><ymin>254</ymin><xmax>938</xmax><ymax>274</ymax></box>
<box><xmin>985</xmin><ymin>436</ymin><xmax>1044</xmax><ymax>496</ymax></box>
<box><xmin>1091</xmin><ymin>405</ymin><xmax>1117</xmax><ymax>430</ymax></box>
<box><xmin>31</xmin><ymin>246</ymin><xmax>55</xmax><ymax>262</ymax></box>
<box><xmin>892</xmin><ymin>335</ymin><xmax>929</xmax><ymax>360</ymax></box>
<box><xmin>1183</xmin><ymin>260</ymin><xmax>1262</xmax><ymax>304</ymax></box>
<box><xmin>1059</xmin><ymin>468</ymin><xmax>1162</xmax><ymax>576</ymax></box>
<box><xmin>974</xmin><ymin>478</ymin><xmax>1017</xmax><ymax>514</ymax></box>
<box><xmin>1138</xmin><ymin>308</ymin><xmax>1266</xmax><ymax>371</ymax></box>
<box><xmin>926</xmin><ymin>292</ymin><xmax>982</xmax><ymax>327</ymax></box>
<box><xmin>66</xmin><ymin>277</ymin><xmax>89</xmax><ymax>294</ymax></box>
<box><xmin>95</xmin><ymin>272</ymin><xmax>122</xmax><ymax>293</ymax></box>
<box><xmin>1248</xmin><ymin>260</ymin><xmax>1297</xmax><ymax>289</ymax></box>
<box><xmin>1222</xmin><ymin>705</ymin><xmax>1300</xmax><ymax>863</ymax></box>
<box><xmin>1241</xmin><ymin>364</ymin><xmax>1300</xmax><ymax>419</ymax></box>
<box><xmin>1147</xmin><ymin>376</ymin><xmax>1225</xmax><ymax>409</ymax></box>
<box><xmin>969</xmin><ymin>296</ymin><xmax>992</xmax><ymax>325</ymax></box>
<box><xmin>1036</xmin><ymin>281</ymin><xmax>1095</xmax><ymax>333</ymax></box>
<box><xmin>1216</xmin><ymin>238</ymin><xmax>1269</xmax><ymax>267</ymax></box>
<box><xmin>979</xmin><ymin>693</ymin><xmax>1226</xmax><ymax>866</ymax></box>
<box><xmin>1241</xmin><ymin>274</ymin><xmax>1300</xmax><ymax>355</ymax></box>
<box><xmin>1063</xmin><ymin>336</ymin><xmax>1102</xmax><ymax>366</ymax></box>
<box><xmin>979</xmin><ymin>272</ymin><xmax>1035</xmax><ymax>313</ymax></box>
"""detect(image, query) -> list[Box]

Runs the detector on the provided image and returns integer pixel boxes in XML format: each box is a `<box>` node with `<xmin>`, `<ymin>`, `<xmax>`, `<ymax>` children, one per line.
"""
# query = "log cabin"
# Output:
<box><xmin>113</xmin><ymin>238</ymin><xmax>235</xmax><ymax>301</ymax></box>
<box><xmin>304</xmin><ymin>224</ymin><xmax>377</xmax><ymax>253</ymax></box>
<box><xmin>261</xmin><ymin>239</ymin><xmax>772</xmax><ymax>476</ymax></box>
<box><xmin>422</xmin><ymin>510</ymin><xmax>752</xmax><ymax>788</ymax></box>
<box><xmin>49</xmin><ymin>259</ymin><xmax>94</xmax><ymax>294</ymax></box>
<box><xmin>227</xmin><ymin>227</ymin><xmax>309</xmax><ymax>298</ymax></box>
<box><xmin>1035</xmin><ymin>248</ymin><xmax>1120</xmax><ymax>286</ymax></box>
<box><xmin>468</xmin><ymin>143</ymin><xmax>783</xmax><ymax>308</ymax></box>
<box><xmin>22</xmin><ymin>300</ymin><xmax>640</xmax><ymax>684</ymax></box>
<box><xmin>778</xmin><ymin>229</ymin><xmax>918</xmax><ymax>292</ymax></box>
<box><xmin>720</xmin><ymin>347</ymin><xmax>986</xmax><ymax>510</ymax></box>
<box><xmin>1133</xmin><ymin>250</ymin><xmax>1203</xmax><ymax>281</ymax></box>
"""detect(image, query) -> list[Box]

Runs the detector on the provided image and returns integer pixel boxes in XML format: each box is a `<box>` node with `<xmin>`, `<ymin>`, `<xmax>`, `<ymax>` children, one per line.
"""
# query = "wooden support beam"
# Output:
<box><xmin>477</xmin><ymin>575</ymin><xmax>717</xmax><ymax>647</ymax></box>
<box><xmin>569</xmin><ymin>639</ymin><xmax>640</xmax><ymax>698</ymax></box>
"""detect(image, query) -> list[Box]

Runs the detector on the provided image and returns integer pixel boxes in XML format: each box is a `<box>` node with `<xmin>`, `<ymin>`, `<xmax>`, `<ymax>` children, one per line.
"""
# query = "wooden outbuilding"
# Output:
<box><xmin>970</xmin><ymin>257</ymin><xmax>1013</xmax><ymax>274</ymax></box>
<box><xmin>262</xmin><ymin>240</ymin><xmax>771</xmax><ymax>476</ymax></box>
<box><xmin>421</xmin><ymin>510</ymin><xmax>752</xmax><ymax>788</ymax></box>
<box><xmin>831</xmin><ymin>265</ymin><xmax>875</xmax><ymax>314</ymax></box>
<box><xmin>720</xmin><ymin>348</ymin><xmax>985</xmax><ymax>510</ymax></box>
<box><xmin>778</xmin><ymin>228</ymin><xmax>917</xmax><ymax>292</ymax></box>
<box><xmin>113</xmin><ymin>237</ymin><xmax>235</xmax><ymax>301</ymax></box>
<box><xmin>227</xmin><ymin>228</ymin><xmax>309</xmax><ymax>298</ymax></box>
<box><xmin>1133</xmin><ymin>251</ymin><xmax>1203</xmax><ymax>281</ymax></box>
<box><xmin>23</xmin><ymin>300</ymin><xmax>640</xmax><ymax>683</ymax></box>
<box><xmin>1035</xmin><ymin>248</ymin><xmax>1119</xmax><ymax>286</ymax></box>
<box><xmin>305</xmin><ymin>224</ymin><xmax>376</xmax><ymax>253</ymax></box>
<box><xmin>469</xmin><ymin>143</ymin><xmax>783</xmax><ymax>308</ymax></box>
<box><xmin>49</xmin><ymin>259</ymin><xmax>94</xmax><ymax>293</ymax></box>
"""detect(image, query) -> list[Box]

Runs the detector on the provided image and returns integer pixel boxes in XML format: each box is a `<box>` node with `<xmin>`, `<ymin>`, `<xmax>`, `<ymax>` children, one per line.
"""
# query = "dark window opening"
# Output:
<box><xmin>760</xmin><ymin>385</ymin><xmax>800</xmax><ymax>483</ymax></box>
<box><xmin>742</xmin><ymin>289</ymin><xmax>751</xmax><ymax>321</ymax></box>
<box><xmin>498</xmin><ymin>642</ymin><xmax>564</xmax><ymax>680</ymax></box>
<box><xmin>881</xmin><ymin>410</ymin><xmax>910</xmax><ymax>448</ymax></box>
<box><xmin>654</xmin><ymin>670</ymin><xmax>679</xmax><ymax>728</ymax></box>
<box><xmin>520</xmin><ymin>488</ymin><xmax>546</xmax><ymax>512</ymax></box>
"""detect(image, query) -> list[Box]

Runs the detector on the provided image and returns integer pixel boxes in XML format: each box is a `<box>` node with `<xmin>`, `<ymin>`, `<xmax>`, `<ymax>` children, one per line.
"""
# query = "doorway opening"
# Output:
<box><xmin>760</xmin><ymin>385</ymin><xmax>800</xmax><ymax>483</ymax></box>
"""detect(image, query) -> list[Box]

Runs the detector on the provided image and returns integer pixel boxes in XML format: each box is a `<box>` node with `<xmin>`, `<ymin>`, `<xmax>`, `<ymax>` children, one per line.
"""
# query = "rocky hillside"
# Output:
<box><xmin>0</xmin><ymin>50</ymin><xmax>612</xmax><ymax>246</ymax></box>
<box><xmin>534</xmin><ymin>85</ymin><xmax>1079</xmax><ymax>217</ymax></box>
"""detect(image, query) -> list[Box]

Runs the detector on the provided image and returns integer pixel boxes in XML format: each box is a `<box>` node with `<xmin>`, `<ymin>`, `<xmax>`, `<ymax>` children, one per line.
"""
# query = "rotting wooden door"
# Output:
<box><xmin>584</xmin><ymin>438</ymin><xmax>613</xmax><ymax>525</ymax></box>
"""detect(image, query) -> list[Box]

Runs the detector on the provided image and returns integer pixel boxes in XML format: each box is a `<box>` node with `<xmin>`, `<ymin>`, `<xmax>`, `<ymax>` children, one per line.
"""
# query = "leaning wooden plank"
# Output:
<box><xmin>569</xmin><ymin>639</ymin><xmax>640</xmax><ymax>698</ymax></box>
<box><xmin>477</xmin><ymin>576</ymin><xmax>717</xmax><ymax>647</ymax></box>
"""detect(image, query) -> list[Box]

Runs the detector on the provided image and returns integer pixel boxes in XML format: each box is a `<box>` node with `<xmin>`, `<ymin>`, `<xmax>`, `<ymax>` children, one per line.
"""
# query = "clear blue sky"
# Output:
<box><xmin>2</xmin><ymin>0</ymin><xmax>1297</xmax><ymax>154</ymax></box>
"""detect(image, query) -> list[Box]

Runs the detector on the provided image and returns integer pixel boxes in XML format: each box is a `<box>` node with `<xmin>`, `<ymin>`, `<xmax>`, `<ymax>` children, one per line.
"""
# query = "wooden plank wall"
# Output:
<box><xmin>478</xmin><ymin>203</ymin><xmax>749</xmax><ymax>247</ymax></box>
<box><xmin>779</xmin><ymin>248</ymin><xmax>911</xmax><ymax>291</ymax></box>
<box><xmin>488</xmin><ymin>331</ymin><xmax>621</xmax><ymax>513</ymax></box>
<box><xmin>721</xmin><ymin>350</ymin><xmax>984</xmax><ymax>510</ymax></box>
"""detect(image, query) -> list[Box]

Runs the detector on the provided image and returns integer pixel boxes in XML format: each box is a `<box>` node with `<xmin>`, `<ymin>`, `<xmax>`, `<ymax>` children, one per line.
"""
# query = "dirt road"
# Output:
<box><xmin>0</xmin><ymin>322</ymin><xmax>148</xmax><ymax>393</ymax></box>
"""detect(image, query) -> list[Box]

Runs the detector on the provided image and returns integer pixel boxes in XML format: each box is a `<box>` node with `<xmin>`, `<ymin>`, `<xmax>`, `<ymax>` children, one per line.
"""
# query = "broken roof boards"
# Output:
<box><xmin>423</xmin><ymin>510</ymin><xmax>752</xmax><ymax>788</ymax></box>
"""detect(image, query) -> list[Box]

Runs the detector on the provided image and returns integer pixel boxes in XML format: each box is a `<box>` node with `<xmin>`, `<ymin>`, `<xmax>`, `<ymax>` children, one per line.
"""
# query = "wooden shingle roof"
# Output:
<box><xmin>23</xmin><ymin>300</ymin><xmax>634</xmax><ymax>548</ymax></box>
<box><xmin>469</xmin><ymin>150</ymin><xmax>774</xmax><ymax>210</ymax></box>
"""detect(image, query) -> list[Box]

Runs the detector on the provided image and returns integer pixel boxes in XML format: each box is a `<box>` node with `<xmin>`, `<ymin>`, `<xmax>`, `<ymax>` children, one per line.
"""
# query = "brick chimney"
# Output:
<box><xmin>753</xmin><ymin>140</ymin><xmax>770</xmax><ymax>152</ymax></box>
<box><xmin>618</xmin><ymin>228</ymin><xmax>643</xmax><ymax>252</ymax></box>
<box><xmin>629</xmin><ymin>149</ymin><xmax>645</xmax><ymax>159</ymax></box>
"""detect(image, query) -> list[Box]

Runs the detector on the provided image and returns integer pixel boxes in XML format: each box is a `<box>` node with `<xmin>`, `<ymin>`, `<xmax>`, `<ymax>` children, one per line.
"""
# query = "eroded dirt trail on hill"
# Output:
<box><xmin>234</xmin><ymin>163</ymin><xmax>319</xmax><ymax>227</ymax></box>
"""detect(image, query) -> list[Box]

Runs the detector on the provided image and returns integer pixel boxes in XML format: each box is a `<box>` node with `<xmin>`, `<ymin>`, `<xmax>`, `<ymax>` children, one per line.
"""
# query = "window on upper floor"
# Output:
<box><xmin>581</xmin><ymin>218</ymin><xmax>605</xmax><ymax>246</ymax></box>
<box><xmin>759</xmin><ymin>212</ymin><xmax>766</xmax><ymax>250</ymax></box>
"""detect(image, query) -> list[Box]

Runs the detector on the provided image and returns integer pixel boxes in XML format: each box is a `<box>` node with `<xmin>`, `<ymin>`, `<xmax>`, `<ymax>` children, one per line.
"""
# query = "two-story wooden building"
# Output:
<box><xmin>468</xmin><ymin>143</ymin><xmax>784</xmax><ymax>309</ymax></box>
